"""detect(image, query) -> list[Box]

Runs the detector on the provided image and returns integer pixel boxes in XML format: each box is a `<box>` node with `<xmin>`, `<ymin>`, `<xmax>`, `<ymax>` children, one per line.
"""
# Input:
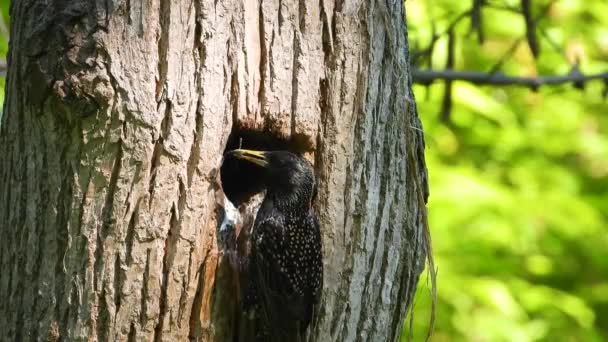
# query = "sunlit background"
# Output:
<box><xmin>404</xmin><ymin>0</ymin><xmax>608</xmax><ymax>341</ymax></box>
<box><xmin>0</xmin><ymin>0</ymin><xmax>606</xmax><ymax>341</ymax></box>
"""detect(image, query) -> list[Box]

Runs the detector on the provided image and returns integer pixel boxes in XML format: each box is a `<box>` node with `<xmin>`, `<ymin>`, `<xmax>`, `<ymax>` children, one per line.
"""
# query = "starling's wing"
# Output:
<box><xmin>310</xmin><ymin>213</ymin><xmax>323</xmax><ymax>303</ymax></box>
<box><xmin>252</xmin><ymin>215</ymin><xmax>294</xmax><ymax>294</ymax></box>
<box><xmin>252</xmin><ymin>215</ymin><xmax>309</xmax><ymax>341</ymax></box>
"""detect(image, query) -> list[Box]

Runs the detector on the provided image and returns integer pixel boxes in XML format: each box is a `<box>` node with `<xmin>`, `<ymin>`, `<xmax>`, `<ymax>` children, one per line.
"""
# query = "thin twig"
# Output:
<box><xmin>487</xmin><ymin>37</ymin><xmax>524</xmax><ymax>75</ymax></box>
<box><xmin>412</xmin><ymin>68</ymin><xmax>608</xmax><ymax>88</ymax></box>
<box><xmin>412</xmin><ymin>10</ymin><xmax>472</xmax><ymax>63</ymax></box>
<box><xmin>440</xmin><ymin>29</ymin><xmax>455</xmax><ymax>123</ymax></box>
<box><xmin>521</xmin><ymin>0</ymin><xmax>539</xmax><ymax>57</ymax></box>
<box><xmin>486</xmin><ymin>0</ymin><xmax>558</xmax><ymax>74</ymax></box>
<box><xmin>538</xmin><ymin>27</ymin><xmax>565</xmax><ymax>56</ymax></box>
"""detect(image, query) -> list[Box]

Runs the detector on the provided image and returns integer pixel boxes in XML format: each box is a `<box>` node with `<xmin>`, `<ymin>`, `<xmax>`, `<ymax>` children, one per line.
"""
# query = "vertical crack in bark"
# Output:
<box><xmin>153</xmin><ymin>239</ymin><xmax>171</xmax><ymax>341</ymax></box>
<box><xmin>316</xmin><ymin>78</ymin><xmax>329</xmax><ymax>153</ymax></box>
<box><xmin>137</xmin><ymin>0</ymin><xmax>145</xmax><ymax>35</ymax></box>
<box><xmin>0</xmin><ymin>143</ymin><xmax>9</xmax><ymax>249</ymax></box>
<box><xmin>24</xmin><ymin>122</ymin><xmax>53</xmax><ymax>337</ymax></box>
<box><xmin>123</xmin><ymin>160</ymin><xmax>141</xmax><ymax>217</ymax></box>
<box><xmin>54</xmin><ymin>143</ymin><xmax>73</xmax><ymax>339</ymax></box>
<box><xmin>65</xmin><ymin>280</ymin><xmax>75</xmax><ymax>331</ymax></box>
<box><xmin>93</xmin><ymin>226</ymin><xmax>104</xmax><ymax>298</ymax></box>
<box><xmin>14</xmin><ymin>75</ymin><xmax>28</xmax><ymax>342</ymax></box>
<box><xmin>127</xmin><ymin>321</ymin><xmax>137</xmax><ymax>342</ymax></box>
<box><xmin>174</xmin><ymin>179</ymin><xmax>189</xmax><ymax>328</ymax></box>
<box><xmin>95</xmin><ymin>139</ymin><xmax>124</xmax><ymax>339</ymax></box>
<box><xmin>5</xmin><ymin>254</ymin><xmax>14</xmax><ymax>317</ymax></box>
<box><xmin>298</xmin><ymin>0</ymin><xmax>306</xmax><ymax>33</ymax></box>
<box><xmin>126</xmin><ymin>0</ymin><xmax>132</xmax><ymax>25</ymax></box>
<box><xmin>268</xmin><ymin>30</ymin><xmax>276</xmax><ymax>91</ymax></box>
<box><xmin>125</xmin><ymin>200</ymin><xmax>139</xmax><ymax>264</ymax></box>
<box><xmin>0</xmin><ymin>143</ymin><xmax>7</xmax><ymax>314</ymax></box>
<box><xmin>156</xmin><ymin>0</ymin><xmax>171</xmax><ymax>101</ymax></box>
<box><xmin>188</xmin><ymin>250</ymin><xmax>209</xmax><ymax>339</ymax></box>
<box><xmin>178</xmin><ymin>246</ymin><xmax>195</xmax><ymax>326</ymax></box>
<box><xmin>94</xmin><ymin>139</ymin><xmax>123</xmax><ymax>292</ymax></box>
<box><xmin>319</xmin><ymin>4</ymin><xmax>333</xmax><ymax>65</ymax></box>
<box><xmin>186</xmin><ymin>98</ymin><xmax>203</xmax><ymax>187</ymax></box>
<box><xmin>154</xmin><ymin>179</ymin><xmax>183</xmax><ymax>341</ymax></box>
<box><xmin>290</xmin><ymin>31</ymin><xmax>300</xmax><ymax>138</ymax></box>
<box><xmin>187</xmin><ymin>2</ymin><xmax>204</xmax><ymax>187</ymax></box>
<box><xmin>96</xmin><ymin>286</ymin><xmax>109</xmax><ymax>341</ymax></box>
<box><xmin>177</xmin><ymin>274</ymin><xmax>188</xmax><ymax>329</ymax></box>
<box><xmin>229</xmin><ymin>64</ymin><xmax>239</xmax><ymax>128</ymax></box>
<box><xmin>32</xmin><ymin>127</ymin><xmax>50</xmax><ymax>339</ymax></box>
<box><xmin>192</xmin><ymin>3</ymin><xmax>203</xmax><ymax>70</ymax></box>
<box><xmin>113</xmin><ymin>252</ymin><xmax>122</xmax><ymax>313</ymax></box>
<box><xmin>148</xmin><ymin>144</ymin><xmax>161</xmax><ymax>206</ymax></box>
<box><xmin>258</xmin><ymin>3</ymin><xmax>267</xmax><ymax>121</ymax></box>
<box><xmin>278</xmin><ymin>0</ymin><xmax>284</xmax><ymax>29</ymax></box>
<box><xmin>140</xmin><ymin>249</ymin><xmax>151</xmax><ymax>327</ymax></box>
<box><xmin>102</xmin><ymin>140</ymin><xmax>124</xmax><ymax>240</ymax></box>
<box><xmin>148</xmin><ymin>101</ymin><xmax>172</xmax><ymax>207</ymax></box>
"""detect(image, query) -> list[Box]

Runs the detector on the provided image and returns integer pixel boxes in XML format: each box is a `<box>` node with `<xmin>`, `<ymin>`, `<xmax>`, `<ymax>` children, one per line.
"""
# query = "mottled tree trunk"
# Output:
<box><xmin>0</xmin><ymin>0</ymin><xmax>429</xmax><ymax>341</ymax></box>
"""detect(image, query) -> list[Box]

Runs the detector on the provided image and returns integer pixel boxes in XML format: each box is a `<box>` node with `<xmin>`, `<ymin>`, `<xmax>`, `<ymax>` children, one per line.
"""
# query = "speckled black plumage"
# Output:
<box><xmin>230</xmin><ymin>150</ymin><xmax>323</xmax><ymax>342</ymax></box>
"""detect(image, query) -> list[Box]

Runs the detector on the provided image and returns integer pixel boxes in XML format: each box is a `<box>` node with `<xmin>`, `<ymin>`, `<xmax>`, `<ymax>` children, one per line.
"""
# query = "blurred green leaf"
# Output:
<box><xmin>405</xmin><ymin>0</ymin><xmax>608</xmax><ymax>341</ymax></box>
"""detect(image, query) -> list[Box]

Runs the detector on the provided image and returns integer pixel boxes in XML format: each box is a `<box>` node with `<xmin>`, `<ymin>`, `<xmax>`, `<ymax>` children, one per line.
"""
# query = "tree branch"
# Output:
<box><xmin>412</xmin><ymin>68</ymin><xmax>608</xmax><ymax>88</ymax></box>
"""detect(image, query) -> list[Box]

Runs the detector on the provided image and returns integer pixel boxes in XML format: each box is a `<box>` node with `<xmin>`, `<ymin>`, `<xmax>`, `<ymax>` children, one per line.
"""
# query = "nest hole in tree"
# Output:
<box><xmin>220</xmin><ymin>126</ymin><xmax>311</xmax><ymax>206</ymax></box>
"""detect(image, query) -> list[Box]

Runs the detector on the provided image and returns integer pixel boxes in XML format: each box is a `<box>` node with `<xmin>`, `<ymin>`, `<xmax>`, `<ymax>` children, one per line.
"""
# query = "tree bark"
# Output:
<box><xmin>0</xmin><ymin>1</ymin><xmax>429</xmax><ymax>341</ymax></box>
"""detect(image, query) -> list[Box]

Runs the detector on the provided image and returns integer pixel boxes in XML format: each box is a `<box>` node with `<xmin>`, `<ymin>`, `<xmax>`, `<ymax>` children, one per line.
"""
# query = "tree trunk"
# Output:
<box><xmin>0</xmin><ymin>0</ymin><xmax>429</xmax><ymax>341</ymax></box>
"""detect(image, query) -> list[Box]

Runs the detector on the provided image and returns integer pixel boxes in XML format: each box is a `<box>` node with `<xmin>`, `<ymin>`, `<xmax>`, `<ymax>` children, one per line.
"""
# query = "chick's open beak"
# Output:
<box><xmin>229</xmin><ymin>149</ymin><xmax>269</xmax><ymax>167</ymax></box>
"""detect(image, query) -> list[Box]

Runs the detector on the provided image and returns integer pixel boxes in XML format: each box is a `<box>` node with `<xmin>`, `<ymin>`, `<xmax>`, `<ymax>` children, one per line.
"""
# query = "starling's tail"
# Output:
<box><xmin>249</xmin><ymin>251</ymin><xmax>311</xmax><ymax>341</ymax></box>
<box><xmin>254</xmin><ymin>316</ymin><xmax>305</xmax><ymax>342</ymax></box>
<box><xmin>255</xmin><ymin>289</ymin><xmax>308</xmax><ymax>342</ymax></box>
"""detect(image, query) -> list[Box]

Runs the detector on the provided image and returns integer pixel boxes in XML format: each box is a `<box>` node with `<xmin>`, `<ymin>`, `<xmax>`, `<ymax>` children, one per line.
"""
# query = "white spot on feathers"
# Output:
<box><xmin>220</xmin><ymin>194</ymin><xmax>240</xmax><ymax>233</ymax></box>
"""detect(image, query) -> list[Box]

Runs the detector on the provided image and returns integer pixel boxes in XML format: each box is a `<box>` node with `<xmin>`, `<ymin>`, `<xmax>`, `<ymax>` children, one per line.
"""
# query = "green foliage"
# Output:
<box><xmin>405</xmin><ymin>0</ymin><xmax>608</xmax><ymax>341</ymax></box>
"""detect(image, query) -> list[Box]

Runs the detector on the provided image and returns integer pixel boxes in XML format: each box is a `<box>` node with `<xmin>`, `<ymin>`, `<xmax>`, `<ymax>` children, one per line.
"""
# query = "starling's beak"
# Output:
<box><xmin>229</xmin><ymin>149</ymin><xmax>269</xmax><ymax>167</ymax></box>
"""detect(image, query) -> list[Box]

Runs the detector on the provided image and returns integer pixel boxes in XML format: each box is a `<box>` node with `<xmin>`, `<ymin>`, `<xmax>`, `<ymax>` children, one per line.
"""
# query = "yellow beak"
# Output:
<box><xmin>229</xmin><ymin>149</ymin><xmax>269</xmax><ymax>167</ymax></box>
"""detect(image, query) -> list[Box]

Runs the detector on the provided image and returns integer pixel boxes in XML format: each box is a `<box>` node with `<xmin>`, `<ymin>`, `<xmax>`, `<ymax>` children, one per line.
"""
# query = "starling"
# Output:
<box><xmin>228</xmin><ymin>149</ymin><xmax>323</xmax><ymax>342</ymax></box>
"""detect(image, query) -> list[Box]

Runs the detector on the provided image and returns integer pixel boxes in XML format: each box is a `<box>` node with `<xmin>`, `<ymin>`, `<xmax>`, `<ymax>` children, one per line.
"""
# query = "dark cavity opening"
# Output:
<box><xmin>220</xmin><ymin>127</ymin><xmax>306</xmax><ymax>206</ymax></box>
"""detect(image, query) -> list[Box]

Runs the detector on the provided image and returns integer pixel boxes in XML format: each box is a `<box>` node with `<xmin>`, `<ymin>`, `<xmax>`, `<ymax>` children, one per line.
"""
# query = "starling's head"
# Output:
<box><xmin>228</xmin><ymin>149</ymin><xmax>316</xmax><ymax>208</ymax></box>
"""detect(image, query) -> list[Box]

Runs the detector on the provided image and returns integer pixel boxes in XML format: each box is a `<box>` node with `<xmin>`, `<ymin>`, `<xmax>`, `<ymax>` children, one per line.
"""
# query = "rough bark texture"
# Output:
<box><xmin>0</xmin><ymin>0</ymin><xmax>429</xmax><ymax>341</ymax></box>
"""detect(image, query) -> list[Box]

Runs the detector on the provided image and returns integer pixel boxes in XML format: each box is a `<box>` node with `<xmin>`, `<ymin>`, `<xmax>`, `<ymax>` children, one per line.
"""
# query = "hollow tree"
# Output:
<box><xmin>0</xmin><ymin>0</ymin><xmax>430</xmax><ymax>341</ymax></box>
